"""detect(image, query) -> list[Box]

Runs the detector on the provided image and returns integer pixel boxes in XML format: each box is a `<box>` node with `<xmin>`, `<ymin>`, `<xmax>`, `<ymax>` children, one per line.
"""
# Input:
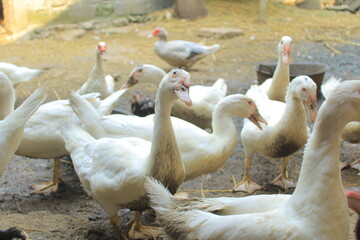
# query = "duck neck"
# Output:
<box><xmin>158</xmin><ymin>33</ymin><xmax>167</xmax><ymax>41</ymax></box>
<box><xmin>274</xmin><ymin>95</ymin><xmax>307</xmax><ymax>135</ymax></box>
<box><xmin>211</xmin><ymin>102</ymin><xmax>237</xmax><ymax>142</ymax></box>
<box><xmin>154</xmin><ymin>39</ymin><xmax>167</xmax><ymax>55</ymax></box>
<box><xmin>267</xmin><ymin>56</ymin><xmax>289</xmax><ymax>102</ymax></box>
<box><xmin>89</xmin><ymin>52</ymin><xmax>105</xmax><ymax>84</ymax></box>
<box><xmin>289</xmin><ymin>103</ymin><xmax>349</xmax><ymax>223</ymax></box>
<box><xmin>148</xmin><ymin>88</ymin><xmax>185</xmax><ymax>194</ymax></box>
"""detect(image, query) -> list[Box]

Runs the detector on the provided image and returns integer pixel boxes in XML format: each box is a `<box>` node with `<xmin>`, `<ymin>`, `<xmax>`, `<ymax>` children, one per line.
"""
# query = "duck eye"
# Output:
<box><xmin>181</xmin><ymin>85</ymin><xmax>187</xmax><ymax>91</ymax></box>
<box><xmin>302</xmin><ymin>88</ymin><xmax>306</xmax><ymax>91</ymax></box>
<box><xmin>173</xmin><ymin>71</ymin><xmax>177</xmax><ymax>75</ymax></box>
<box><xmin>248</xmin><ymin>100</ymin><xmax>252</xmax><ymax>104</ymax></box>
<box><xmin>138</xmin><ymin>69</ymin><xmax>142</xmax><ymax>73</ymax></box>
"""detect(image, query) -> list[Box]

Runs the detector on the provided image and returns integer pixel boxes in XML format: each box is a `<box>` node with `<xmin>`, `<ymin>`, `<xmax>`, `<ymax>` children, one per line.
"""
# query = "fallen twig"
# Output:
<box><xmin>15</xmin><ymin>201</ymin><xmax>22</xmax><ymax>213</ymax></box>
<box><xmin>323</xmin><ymin>42</ymin><xmax>341</xmax><ymax>55</ymax></box>
<box><xmin>52</xmin><ymin>88</ymin><xmax>61</xmax><ymax>100</ymax></box>
<box><xmin>19</xmin><ymin>226</ymin><xmax>46</xmax><ymax>232</ymax></box>
<box><xmin>219</xmin><ymin>168</ymin><xmax>237</xmax><ymax>188</ymax></box>
<box><xmin>308</xmin><ymin>36</ymin><xmax>360</xmax><ymax>47</ymax></box>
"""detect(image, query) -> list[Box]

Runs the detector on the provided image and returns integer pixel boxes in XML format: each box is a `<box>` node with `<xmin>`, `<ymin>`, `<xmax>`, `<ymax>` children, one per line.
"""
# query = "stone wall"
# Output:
<box><xmin>26</xmin><ymin>0</ymin><xmax>174</xmax><ymax>21</ymax></box>
<box><xmin>3</xmin><ymin>0</ymin><xmax>174</xmax><ymax>34</ymax></box>
<box><xmin>59</xmin><ymin>0</ymin><xmax>174</xmax><ymax>22</ymax></box>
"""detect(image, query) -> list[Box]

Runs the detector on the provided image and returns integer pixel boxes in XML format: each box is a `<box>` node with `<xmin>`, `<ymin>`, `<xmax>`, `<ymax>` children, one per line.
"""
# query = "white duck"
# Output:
<box><xmin>0</xmin><ymin>62</ymin><xmax>44</xmax><ymax>87</ymax></box>
<box><xmin>145</xmin><ymin>80</ymin><xmax>360</xmax><ymax>240</ymax></box>
<box><xmin>322</xmin><ymin>76</ymin><xmax>360</xmax><ymax>171</ymax></box>
<box><xmin>0</xmin><ymin>87</ymin><xmax>47</xmax><ymax>176</ymax></box>
<box><xmin>234</xmin><ymin>76</ymin><xmax>318</xmax><ymax>194</ymax></box>
<box><xmin>0</xmin><ymin>71</ymin><xmax>15</xmax><ymax>120</ymax></box>
<box><xmin>69</xmin><ymin>91</ymin><xmax>267</xmax><ymax>182</ymax></box>
<box><xmin>60</xmin><ymin>69</ymin><xmax>191</xmax><ymax>240</ymax></box>
<box><xmin>148</xmin><ymin>27</ymin><xmax>220</xmax><ymax>68</ymax></box>
<box><xmin>259</xmin><ymin>36</ymin><xmax>293</xmax><ymax>102</ymax></box>
<box><xmin>123</xmin><ymin>64</ymin><xmax>227</xmax><ymax>129</ymax></box>
<box><xmin>78</xmin><ymin>42</ymin><xmax>115</xmax><ymax>98</ymax></box>
<box><xmin>321</xmin><ymin>75</ymin><xmax>340</xmax><ymax>99</ymax></box>
<box><xmin>15</xmin><ymin>89</ymin><xmax>126</xmax><ymax>194</ymax></box>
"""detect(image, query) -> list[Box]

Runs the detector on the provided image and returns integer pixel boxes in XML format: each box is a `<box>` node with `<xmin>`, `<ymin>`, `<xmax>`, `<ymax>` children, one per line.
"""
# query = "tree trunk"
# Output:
<box><xmin>258</xmin><ymin>0</ymin><xmax>267</xmax><ymax>23</ymax></box>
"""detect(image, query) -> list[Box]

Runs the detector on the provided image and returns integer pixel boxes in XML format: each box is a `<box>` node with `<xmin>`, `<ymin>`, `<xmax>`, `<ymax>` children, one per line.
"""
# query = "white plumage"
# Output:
<box><xmin>234</xmin><ymin>75</ymin><xmax>318</xmax><ymax>193</ymax></box>
<box><xmin>149</xmin><ymin>27</ymin><xmax>220</xmax><ymax>68</ymax></box>
<box><xmin>78</xmin><ymin>42</ymin><xmax>115</xmax><ymax>98</ymax></box>
<box><xmin>0</xmin><ymin>71</ymin><xmax>15</xmax><ymax>120</ymax></box>
<box><xmin>145</xmin><ymin>80</ymin><xmax>360</xmax><ymax>240</ymax></box>
<box><xmin>69</xmin><ymin>91</ymin><xmax>266</xmax><ymax>182</ymax></box>
<box><xmin>125</xmin><ymin>64</ymin><xmax>227</xmax><ymax>129</ymax></box>
<box><xmin>15</xmin><ymin>89</ymin><xmax>126</xmax><ymax>194</ymax></box>
<box><xmin>0</xmin><ymin>62</ymin><xmax>44</xmax><ymax>87</ymax></box>
<box><xmin>60</xmin><ymin>69</ymin><xmax>191</xmax><ymax>239</ymax></box>
<box><xmin>0</xmin><ymin>88</ymin><xmax>47</xmax><ymax>175</ymax></box>
<box><xmin>321</xmin><ymin>77</ymin><xmax>360</xmax><ymax>171</ymax></box>
<box><xmin>259</xmin><ymin>36</ymin><xmax>293</xmax><ymax>102</ymax></box>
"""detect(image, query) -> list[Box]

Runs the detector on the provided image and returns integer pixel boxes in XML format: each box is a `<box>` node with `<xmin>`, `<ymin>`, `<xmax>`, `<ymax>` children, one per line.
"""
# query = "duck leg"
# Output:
<box><xmin>350</xmin><ymin>158</ymin><xmax>360</xmax><ymax>171</ymax></box>
<box><xmin>110</xmin><ymin>215</ymin><xmax>127</xmax><ymax>240</ymax></box>
<box><xmin>233</xmin><ymin>157</ymin><xmax>263</xmax><ymax>194</ymax></box>
<box><xmin>271</xmin><ymin>157</ymin><xmax>296</xmax><ymax>190</ymax></box>
<box><xmin>128</xmin><ymin>211</ymin><xmax>163</xmax><ymax>239</ymax></box>
<box><xmin>31</xmin><ymin>157</ymin><xmax>63</xmax><ymax>194</ymax></box>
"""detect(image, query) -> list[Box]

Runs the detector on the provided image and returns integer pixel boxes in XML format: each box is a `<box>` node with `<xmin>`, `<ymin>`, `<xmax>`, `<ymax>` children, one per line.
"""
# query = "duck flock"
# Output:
<box><xmin>0</xmin><ymin>27</ymin><xmax>359</xmax><ymax>240</ymax></box>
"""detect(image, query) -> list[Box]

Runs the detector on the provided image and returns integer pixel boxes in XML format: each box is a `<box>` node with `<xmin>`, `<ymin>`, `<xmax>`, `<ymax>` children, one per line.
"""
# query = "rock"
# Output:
<box><xmin>112</xmin><ymin>18</ymin><xmax>129</xmax><ymax>26</ymax></box>
<box><xmin>127</xmin><ymin>15</ymin><xmax>142</xmax><ymax>23</ymax></box>
<box><xmin>26</xmin><ymin>28</ymin><xmax>54</xmax><ymax>40</ymax></box>
<box><xmin>38</xmin><ymin>31</ymin><xmax>53</xmax><ymax>39</ymax></box>
<box><xmin>94</xmin><ymin>21</ymin><xmax>113</xmax><ymax>30</ymax></box>
<box><xmin>174</xmin><ymin>0</ymin><xmax>208</xmax><ymax>20</ymax></box>
<box><xmin>296</xmin><ymin>0</ymin><xmax>322</xmax><ymax>9</ymax></box>
<box><xmin>81</xmin><ymin>21</ymin><xmax>95</xmax><ymax>31</ymax></box>
<box><xmin>126</xmin><ymin>15</ymin><xmax>152</xmax><ymax>23</ymax></box>
<box><xmin>56</xmin><ymin>29</ymin><xmax>86</xmax><ymax>41</ymax></box>
<box><xmin>198</xmin><ymin>27</ymin><xmax>244</xmax><ymax>39</ymax></box>
<box><xmin>51</xmin><ymin>23</ymin><xmax>78</xmax><ymax>31</ymax></box>
<box><xmin>100</xmin><ymin>27</ymin><xmax>132</xmax><ymax>35</ymax></box>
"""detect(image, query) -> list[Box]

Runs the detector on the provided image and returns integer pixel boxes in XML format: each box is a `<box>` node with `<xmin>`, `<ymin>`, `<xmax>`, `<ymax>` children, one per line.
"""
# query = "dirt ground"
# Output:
<box><xmin>0</xmin><ymin>0</ymin><xmax>359</xmax><ymax>239</ymax></box>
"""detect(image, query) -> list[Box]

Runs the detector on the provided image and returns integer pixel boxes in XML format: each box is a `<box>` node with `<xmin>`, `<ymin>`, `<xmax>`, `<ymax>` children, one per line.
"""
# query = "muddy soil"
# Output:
<box><xmin>0</xmin><ymin>0</ymin><xmax>359</xmax><ymax>239</ymax></box>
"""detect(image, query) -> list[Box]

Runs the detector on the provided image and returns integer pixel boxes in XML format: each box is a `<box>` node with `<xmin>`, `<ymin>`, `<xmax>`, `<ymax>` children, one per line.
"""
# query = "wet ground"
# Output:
<box><xmin>0</xmin><ymin>0</ymin><xmax>359</xmax><ymax>239</ymax></box>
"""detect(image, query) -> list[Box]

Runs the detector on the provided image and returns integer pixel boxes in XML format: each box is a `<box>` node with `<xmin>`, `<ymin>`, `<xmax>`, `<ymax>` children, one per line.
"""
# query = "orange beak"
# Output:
<box><xmin>304</xmin><ymin>95</ymin><xmax>317</xmax><ymax>123</ymax></box>
<box><xmin>282</xmin><ymin>45</ymin><xmax>291</xmax><ymax>65</ymax></box>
